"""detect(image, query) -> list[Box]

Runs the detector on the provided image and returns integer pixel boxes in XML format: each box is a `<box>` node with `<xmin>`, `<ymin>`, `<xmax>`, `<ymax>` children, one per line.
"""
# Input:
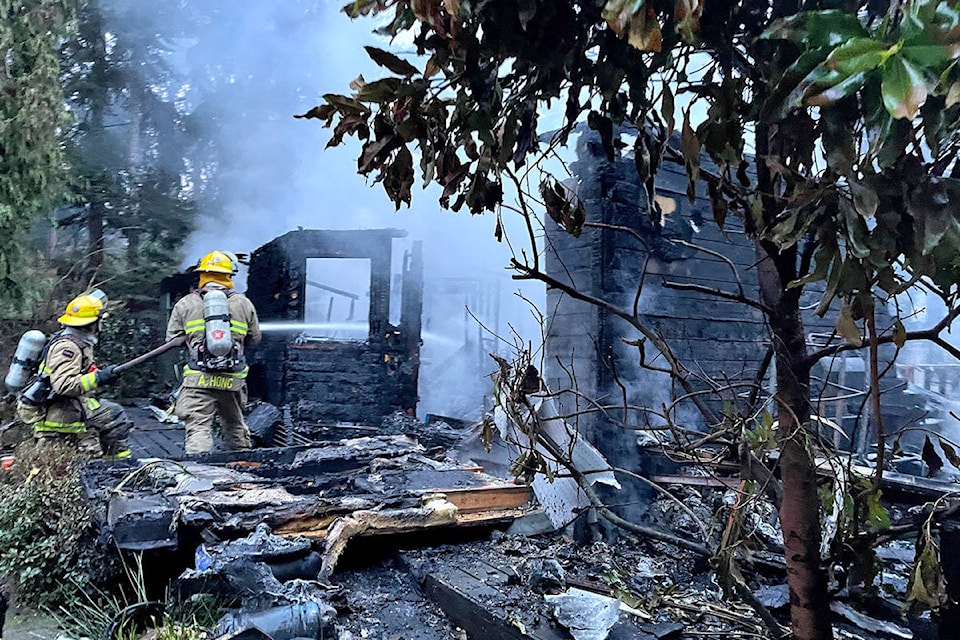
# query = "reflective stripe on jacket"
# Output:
<box><xmin>36</xmin><ymin>334</ymin><xmax>100</xmax><ymax>433</ymax></box>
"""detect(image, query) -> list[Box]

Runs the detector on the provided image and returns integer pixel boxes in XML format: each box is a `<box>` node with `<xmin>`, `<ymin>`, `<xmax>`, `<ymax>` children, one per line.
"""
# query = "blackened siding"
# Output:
<box><xmin>544</xmin><ymin>132</ymin><xmax>852</xmax><ymax>472</ymax></box>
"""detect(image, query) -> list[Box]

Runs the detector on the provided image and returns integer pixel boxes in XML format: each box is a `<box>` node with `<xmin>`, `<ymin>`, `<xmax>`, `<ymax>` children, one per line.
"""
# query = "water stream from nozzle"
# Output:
<box><xmin>260</xmin><ymin>321</ymin><xmax>366</xmax><ymax>333</ymax></box>
<box><xmin>258</xmin><ymin>321</ymin><xmax>461</xmax><ymax>346</ymax></box>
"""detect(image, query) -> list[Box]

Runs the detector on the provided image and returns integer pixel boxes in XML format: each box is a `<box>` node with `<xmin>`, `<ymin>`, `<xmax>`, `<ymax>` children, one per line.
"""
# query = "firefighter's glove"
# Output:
<box><xmin>95</xmin><ymin>364</ymin><xmax>120</xmax><ymax>387</ymax></box>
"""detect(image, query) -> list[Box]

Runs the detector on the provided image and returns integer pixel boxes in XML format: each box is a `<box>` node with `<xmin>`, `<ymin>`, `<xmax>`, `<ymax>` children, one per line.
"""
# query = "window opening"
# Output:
<box><xmin>303</xmin><ymin>258</ymin><xmax>370</xmax><ymax>341</ymax></box>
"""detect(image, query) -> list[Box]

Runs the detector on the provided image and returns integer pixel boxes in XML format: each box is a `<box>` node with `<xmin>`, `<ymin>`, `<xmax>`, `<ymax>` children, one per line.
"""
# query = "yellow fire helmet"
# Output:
<box><xmin>58</xmin><ymin>289</ymin><xmax>109</xmax><ymax>327</ymax></box>
<box><xmin>197</xmin><ymin>250</ymin><xmax>239</xmax><ymax>275</ymax></box>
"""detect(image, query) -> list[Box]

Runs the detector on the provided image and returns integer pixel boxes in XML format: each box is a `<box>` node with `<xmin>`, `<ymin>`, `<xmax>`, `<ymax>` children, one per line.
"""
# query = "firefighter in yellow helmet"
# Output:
<box><xmin>166</xmin><ymin>251</ymin><xmax>261</xmax><ymax>453</ymax></box>
<box><xmin>16</xmin><ymin>289</ymin><xmax>132</xmax><ymax>458</ymax></box>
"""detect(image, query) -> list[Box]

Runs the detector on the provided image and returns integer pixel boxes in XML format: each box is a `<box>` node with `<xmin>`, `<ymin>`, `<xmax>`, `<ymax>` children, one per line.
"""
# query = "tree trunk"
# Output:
<box><xmin>758</xmin><ymin>242</ymin><xmax>833</xmax><ymax>640</ymax></box>
<box><xmin>940</xmin><ymin>521</ymin><xmax>960</xmax><ymax>639</ymax></box>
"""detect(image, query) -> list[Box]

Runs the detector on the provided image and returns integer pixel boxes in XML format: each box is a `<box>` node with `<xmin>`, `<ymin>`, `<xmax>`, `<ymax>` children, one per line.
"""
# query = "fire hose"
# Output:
<box><xmin>114</xmin><ymin>335</ymin><xmax>186</xmax><ymax>374</ymax></box>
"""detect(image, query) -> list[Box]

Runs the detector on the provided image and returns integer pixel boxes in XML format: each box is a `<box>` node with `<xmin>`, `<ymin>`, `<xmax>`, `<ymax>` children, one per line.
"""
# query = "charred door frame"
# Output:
<box><xmin>247</xmin><ymin>229</ymin><xmax>423</xmax><ymax>427</ymax></box>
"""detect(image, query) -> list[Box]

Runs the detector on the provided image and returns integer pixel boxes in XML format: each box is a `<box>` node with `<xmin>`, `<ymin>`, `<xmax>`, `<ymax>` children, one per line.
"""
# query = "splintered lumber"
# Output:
<box><xmin>319</xmin><ymin>495</ymin><xmax>458</xmax><ymax>581</ymax></box>
<box><xmin>272</xmin><ymin>484</ymin><xmax>531</xmax><ymax>540</ymax></box>
<box><xmin>429</xmin><ymin>485</ymin><xmax>531</xmax><ymax>513</ymax></box>
<box><xmin>85</xmin><ymin>436</ymin><xmax>531</xmax><ymax>551</ymax></box>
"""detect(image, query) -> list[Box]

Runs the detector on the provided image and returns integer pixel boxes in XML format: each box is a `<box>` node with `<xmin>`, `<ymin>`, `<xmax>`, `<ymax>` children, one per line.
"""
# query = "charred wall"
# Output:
<box><xmin>247</xmin><ymin>229</ymin><xmax>422</xmax><ymax>429</ymax></box>
<box><xmin>545</xmin><ymin>132</ymin><xmax>771</xmax><ymax>472</ymax></box>
<box><xmin>544</xmin><ymin>130</ymin><xmax>895</xmax><ymax>474</ymax></box>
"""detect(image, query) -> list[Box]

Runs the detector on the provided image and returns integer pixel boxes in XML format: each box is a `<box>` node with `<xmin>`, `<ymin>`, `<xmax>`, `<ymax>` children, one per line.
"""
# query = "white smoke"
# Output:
<box><xmin>142</xmin><ymin>0</ymin><xmax>546</xmax><ymax>419</ymax></box>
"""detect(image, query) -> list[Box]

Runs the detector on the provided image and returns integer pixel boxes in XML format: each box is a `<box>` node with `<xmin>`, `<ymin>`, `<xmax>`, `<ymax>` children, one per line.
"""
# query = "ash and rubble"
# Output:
<box><xmin>61</xmin><ymin>394</ymin><xmax>948</xmax><ymax>640</ymax></box>
<box><xmin>73</xmin><ymin>397</ymin><xmax>719</xmax><ymax>639</ymax></box>
<box><xmin>0</xmin><ymin>376</ymin><xmax>946</xmax><ymax>640</ymax></box>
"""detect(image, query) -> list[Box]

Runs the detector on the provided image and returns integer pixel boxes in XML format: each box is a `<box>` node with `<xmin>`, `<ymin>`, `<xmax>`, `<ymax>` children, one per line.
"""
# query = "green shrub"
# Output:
<box><xmin>0</xmin><ymin>441</ymin><xmax>99</xmax><ymax>609</ymax></box>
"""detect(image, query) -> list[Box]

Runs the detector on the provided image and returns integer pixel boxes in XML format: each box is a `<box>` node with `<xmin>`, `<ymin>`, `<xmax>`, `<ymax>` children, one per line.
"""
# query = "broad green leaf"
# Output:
<box><xmin>825</xmin><ymin>38</ymin><xmax>889</xmax><ymax>76</ymax></box>
<box><xmin>849</xmin><ymin>180</ymin><xmax>878</xmax><ymax>218</ymax></box>
<box><xmin>864</xmin><ymin>490</ymin><xmax>891</xmax><ymax>532</ymax></box>
<box><xmin>805</xmin><ymin>70</ymin><xmax>870</xmax><ymax>107</ymax></box>
<box><xmin>843</xmin><ymin>202</ymin><xmax>872</xmax><ymax>258</ymax></box>
<box><xmin>934</xmin><ymin>3</ymin><xmax>960</xmax><ymax>29</ymax></box>
<box><xmin>893</xmin><ymin>320</ymin><xmax>907</xmax><ymax>348</ymax></box>
<box><xmin>759</xmin><ymin>10</ymin><xmax>868</xmax><ymax>49</ymax></box>
<box><xmin>792</xmin><ymin>39</ymin><xmax>893</xmax><ymax>107</ymax></box>
<box><xmin>355</xmin><ymin>78</ymin><xmax>402</xmax><ymax>103</ymax></box>
<box><xmin>900</xmin><ymin>13</ymin><xmax>930</xmax><ymax>46</ymax></box>
<box><xmin>908</xmin><ymin>179</ymin><xmax>957</xmax><ymax>255</ymax></box>
<box><xmin>322</xmin><ymin>93</ymin><xmax>372</xmax><ymax>116</ymax></box>
<box><xmin>764</xmin><ymin>48</ymin><xmax>831</xmax><ymax>119</ymax></box>
<box><xmin>901</xmin><ymin>44</ymin><xmax>960</xmax><ymax>69</ymax></box>
<box><xmin>342</xmin><ymin>0</ymin><xmax>383</xmax><ymax>18</ymax></box>
<box><xmin>789</xmin><ymin>239</ymin><xmax>837</xmax><ymax>289</ymax></box>
<box><xmin>882</xmin><ymin>56</ymin><xmax>929</xmax><ymax>119</ymax></box>
<box><xmin>873</xmin><ymin>113</ymin><xmax>912</xmax><ymax>168</ymax></box>
<box><xmin>837</xmin><ymin>258</ymin><xmax>870</xmax><ymax>296</ymax></box>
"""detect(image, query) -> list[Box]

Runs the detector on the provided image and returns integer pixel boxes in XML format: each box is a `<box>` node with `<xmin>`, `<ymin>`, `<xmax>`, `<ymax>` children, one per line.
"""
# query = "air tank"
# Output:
<box><xmin>4</xmin><ymin>330</ymin><xmax>46</xmax><ymax>392</ymax></box>
<box><xmin>203</xmin><ymin>289</ymin><xmax>233</xmax><ymax>358</ymax></box>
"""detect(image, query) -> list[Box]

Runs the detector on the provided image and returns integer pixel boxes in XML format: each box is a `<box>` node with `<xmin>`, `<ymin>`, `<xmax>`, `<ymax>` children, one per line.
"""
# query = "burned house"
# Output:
<box><xmin>543</xmin><ymin>131</ymin><xmax>910</xmax><ymax>473</ymax></box>
<box><xmin>245</xmin><ymin>229</ymin><xmax>423</xmax><ymax>430</ymax></box>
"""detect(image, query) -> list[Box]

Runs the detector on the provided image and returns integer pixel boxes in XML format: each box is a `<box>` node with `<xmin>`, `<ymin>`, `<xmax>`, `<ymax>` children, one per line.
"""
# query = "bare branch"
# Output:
<box><xmin>511</xmin><ymin>260</ymin><xmax>721</xmax><ymax>425</ymax></box>
<box><xmin>668</xmin><ymin>238</ymin><xmax>747</xmax><ymax>297</ymax></box>
<box><xmin>804</xmin><ymin>304</ymin><xmax>960</xmax><ymax>367</ymax></box>
<box><xmin>660</xmin><ymin>279</ymin><xmax>770</xmax><ymax>312</ymax></box>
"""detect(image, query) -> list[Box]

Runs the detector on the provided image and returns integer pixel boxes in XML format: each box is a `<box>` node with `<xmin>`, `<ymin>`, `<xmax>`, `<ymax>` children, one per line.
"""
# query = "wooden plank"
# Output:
<box><xmin>437</xmin><ymin>485</ymin><xmax>532</xmax><ymax>513</ymax></box>
<box><xmin>421</xmin><ymin>567</ymin><xmax>567</xmax><ymax>640</ymax></box>
<box><xmin>272</xmin><ymin>514</ymin><xmax>340</xmax><ymax>537</ymax></box>
<box><xmin>273</xmin><ymin>507</ymin><xmax>526</xmax><ymax>540</ymax></box>
<box><xmin>455</xmin><ymin>509</ymin><xmax>529</xmax><ymax>526</ymax></box>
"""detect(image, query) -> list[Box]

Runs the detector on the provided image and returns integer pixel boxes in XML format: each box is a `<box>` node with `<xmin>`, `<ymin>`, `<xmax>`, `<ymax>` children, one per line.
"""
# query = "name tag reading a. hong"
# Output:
<box><xmin>197</xmin><ymin>374</ymin><xmax>233</xmax><ymax>389</ymax></box>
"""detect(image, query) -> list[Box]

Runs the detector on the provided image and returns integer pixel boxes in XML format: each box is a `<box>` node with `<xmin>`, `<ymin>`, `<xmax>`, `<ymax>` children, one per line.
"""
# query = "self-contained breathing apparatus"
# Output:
<box><xmin>6</xmin><ymin>329</ymin><xmax>56</xmax><ymax>408</ymax></box>
<box><xmin>194</xmin><ymin>288</ymin><xmax>244</xmax><ymax>372</ymax></box>
<box><xmin>4</xmin><ymin>330</ymin><xmax>46</xmax><ymax>393</ymax></box>
<box><xmin>10</xmin><ymin>332</ymin><xmax>82</xmax><ymax>407</ymax></box>
<box><xmin>6</xmin><ymin>289</ymin><xmax>109</xmax><ymax>407</ymax></box>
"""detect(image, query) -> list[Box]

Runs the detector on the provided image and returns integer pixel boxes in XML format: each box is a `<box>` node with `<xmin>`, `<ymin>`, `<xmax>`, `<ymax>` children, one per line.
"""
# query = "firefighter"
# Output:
<box><xmin>166</xmin><ymin>250</ymin><xmax>261</xmax><ymax>454</ymax></box>
<box><xmin>16</xmin><ymin>289</ymin><xmax>132</xmax><ymax>458</ymax></box>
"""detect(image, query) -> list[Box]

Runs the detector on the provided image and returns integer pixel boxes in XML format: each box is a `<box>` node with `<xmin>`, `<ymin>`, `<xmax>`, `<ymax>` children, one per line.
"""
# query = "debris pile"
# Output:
<box><xmin>13</xmin><ymin>401</ymin><xmax>952</xmax><ymax>640</ymax></box>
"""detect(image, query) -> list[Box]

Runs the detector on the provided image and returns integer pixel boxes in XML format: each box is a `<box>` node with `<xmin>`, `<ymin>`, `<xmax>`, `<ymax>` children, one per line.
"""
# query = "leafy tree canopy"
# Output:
<box><xmin>307</xmin><ymin>0</ymin><xmax>960</xmax><ymax>315</ymax></box>
<box><xmin>0</xmin><ymin>0</ymin><xmax>77</xmax><ymax>300</ymax></box>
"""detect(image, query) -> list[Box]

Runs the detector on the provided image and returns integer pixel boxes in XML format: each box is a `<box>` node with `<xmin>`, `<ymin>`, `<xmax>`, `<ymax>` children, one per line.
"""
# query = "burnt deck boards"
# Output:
<box><xmin>83</xmin><ymin>434</ymin><xmax>531</xmax><ymax>553</ymax></box>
